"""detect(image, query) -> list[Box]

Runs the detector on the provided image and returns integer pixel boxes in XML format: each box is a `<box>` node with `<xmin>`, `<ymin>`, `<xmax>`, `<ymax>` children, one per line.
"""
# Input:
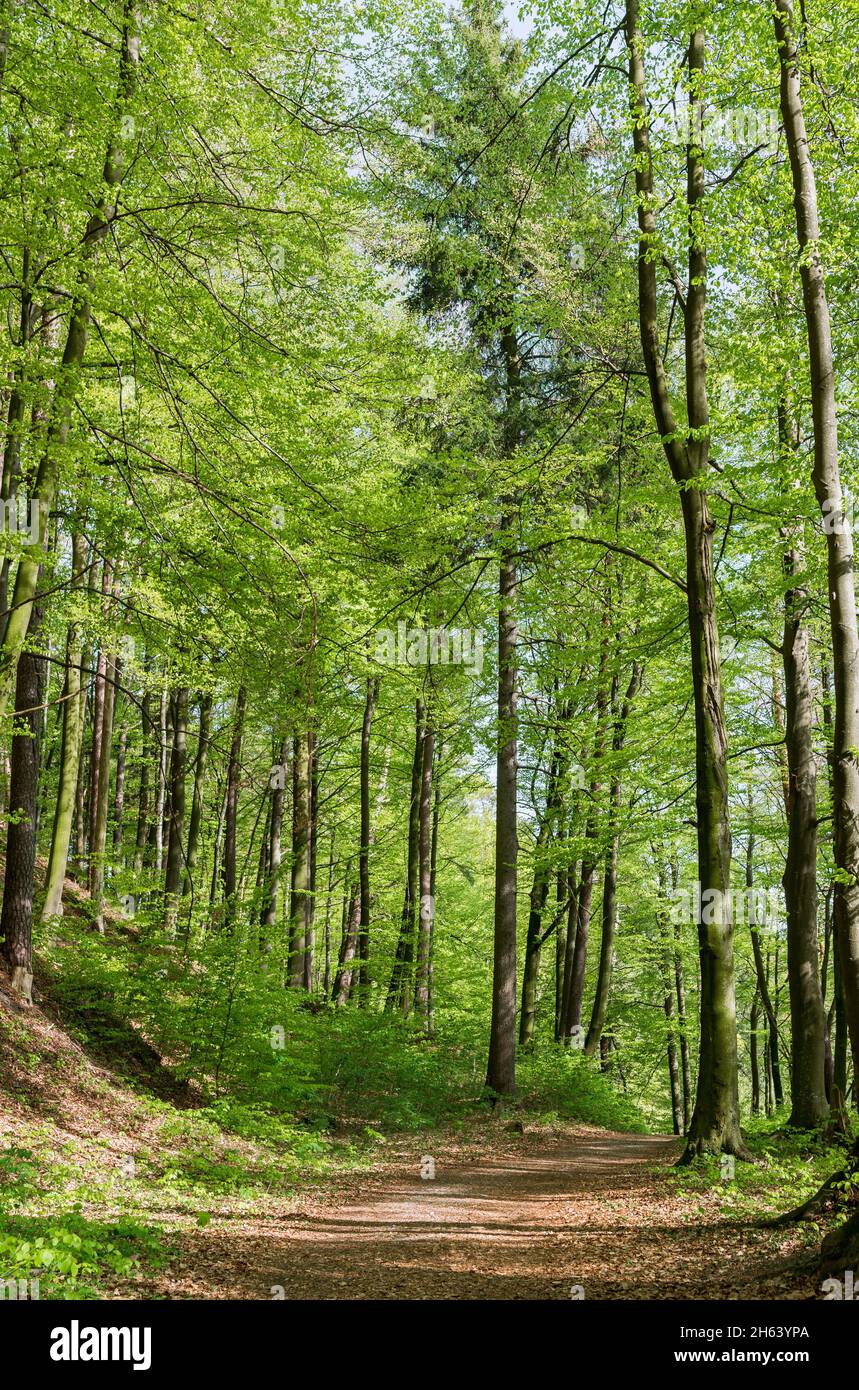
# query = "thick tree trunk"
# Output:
<box><xmin>0</xmin><ymin>4</ymin><xmax>141</xmax><ymax>721</ymax></box>
<box><xmin>774</xmin><ymin>0</ymin><xmax>859</xmax><ymax>1086</ymax></box>
<box><xmin>777</xmin><ymin>413</ymin><xmax>828</xmax><ymax>1124</ymax></box>
<box><xmin>1</xmin><ymin>605</ymin><xmax>44</xmax><ymax>1003</ymax></box>
<box><xmin>625</xmin><ymin>4</ymin><xmax>743</xmax><ymax>1157</ymax></box>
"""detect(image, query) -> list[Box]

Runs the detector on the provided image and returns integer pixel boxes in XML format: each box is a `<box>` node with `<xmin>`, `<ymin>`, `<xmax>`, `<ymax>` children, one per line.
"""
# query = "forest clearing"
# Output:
<box><xmin>1</xmin><ymin>0</ymin><xmax>859</xmax><ymax>1332</ymax></box>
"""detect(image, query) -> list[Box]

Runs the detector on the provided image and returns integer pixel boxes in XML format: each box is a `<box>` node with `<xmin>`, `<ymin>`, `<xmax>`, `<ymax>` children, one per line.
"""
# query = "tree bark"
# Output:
<box><xmin>624</xmin><ymin>3</ymin><xmax>743</xmax><ymax>1157</ymax></box>
<box><xmin>221</xmin><ymin>685</ymin><xmax>246</xmax><ymax>926</ymax></box>
<box><xmin>1</xmin><ymin>604</ymin><xmax>44</xmax><ymax>1002</ymax></box>
<box><xmin>163</xmin><ymin>686</ymin><xmax>188</xmax><ymax>934</ymax></box>
<box><xmin>357</xmin><ymin>679</ymin><xmax>378</xmax><ymax>1000</ymax></box>
<box><xmin>777</xmin><ymin>406</ymin><xmax>828</xmax><ymax>1125</ymax></box>
<box><xmin>0</xmin><ymin>4</ymin><xmax>141</xmax><ymax>720</ymax></box>
<box><xmin>486</xmin><ymin>515</ymin><xmax>518</xmax><ymax>1096</ymax></box>
<box><xmin>386</xmin><ymin>700</ymin><xmax>424</xmax><ymax>1012</ymax></box>
<box><xmin>414</xmin><ymin>722</ymin><xmax>435</xmax><ymax>1025</ymax></box>
<box><xmin>586</xmin><ymin>661</ymin><xmax>641</xmax><ymax>1055</ymax></box>
<box><xmin>773</xmin><ymin>0</ymin><xmax>859</xmax><ymax>1090</ymax></box>
<box><xmin>288</xmin><ymin>730</ymin><xmax>310</xmax><ymax>985</ymax></box>
<box><xmin>42</xmin><ymin>533</ymin><xmax>88</xmax><ymax>919</ymax></box>
<box><xmin>183</xmin><ymin>691</ymin><xmax>212</xmax><ymax>898</ymax></box>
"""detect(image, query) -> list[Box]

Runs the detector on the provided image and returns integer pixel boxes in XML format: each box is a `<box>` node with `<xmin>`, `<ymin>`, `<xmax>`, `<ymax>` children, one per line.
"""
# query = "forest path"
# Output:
<box><xmin>157</xmin><ymin>1125</ymin><xmax>819</xmax><ymax>1299</ymax></box>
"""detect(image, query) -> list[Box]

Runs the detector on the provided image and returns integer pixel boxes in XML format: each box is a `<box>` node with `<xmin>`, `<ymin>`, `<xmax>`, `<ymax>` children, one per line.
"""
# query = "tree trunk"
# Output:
<box><xmin>485</xmin><ymin>516</ymin><xmax>518</xmax><ymax>1097</ymax></box>
<box><xmin>747</xmin><ymin>832</ymin><xmax>785</xmax><ymax>1109</ymax></box>
<box><xmin>777</xmin><ymin>414</ymin><xmax>828</xmax><ymax>1124</ymax></box>
<box><xmin>333</xmin><ymin>880</ymin><xmax>360</xmax><ymax>1005</ymax></box>
<box><xmin>0</xmin><ymin>605</ymin><xmax>44</xmax><ymax>1003</ymax></box>
<box><xmin>288</xmin><ymin>731</ymin><xmax>310</xmax><ymax>986</ymax></box>
<box><xmin>183</xmin><ymin>691</ymin><xmax>212</xmax><ymax>897</ymax></box>
<box><xmin>586</xmin><ymin>661</ymin><xmax>641</xmax><ymax>1055</ymax></box>
<box><xmin>774</xmin><ymin>0</ymin><xmax>859</xmax><ymax>1089</ymax></box>
<box><xmin>42</xmin><ymin>532</ymin><xmax>88</xmax><ymax>919</ymax></box>
<box><xmin>163</xmin><ymin>686</ymin><xmax>188</xmax><ymax>934</ymax></box>
<box><xmin>357</xmin><ymin>679</ymin><xmax>378</xmax><ymax>1000</ymax></box>
<box><xmin>625</xmin><ymin>3</ymin><xmax>743</xmax><ymax>1157</ymax></box>
<box><xmin>751</xmin><ymin>991</ymin><xmax>762</xmax><ymax>1117</ymax></box>
<box><xmin>303</xmin><ymin>732</ymin><xmax>317</xmax><ymax>991</ymax></box>
<box><xmin>221</xmin><ymin>686</ymin><xmax>246</xmax><ymax>926</ymax></box>
<box><xmin>261</xmin><ymin>735</ymin><xmax>287</xmax><ymax>946</ymax></box>
<box><xmin>414</xmin><ymin>722</ymin><xmax>435</xmax><ymax>1025</ymax></box>
<box><xmin>0</xmin><ymin>4</ymin><xmax>141</xmax><ymax>721</ymax></box>
<box><xmin>386</xmin><ymin>700</ymin><xmax>424</xmax><ymax>1012</ymax></box>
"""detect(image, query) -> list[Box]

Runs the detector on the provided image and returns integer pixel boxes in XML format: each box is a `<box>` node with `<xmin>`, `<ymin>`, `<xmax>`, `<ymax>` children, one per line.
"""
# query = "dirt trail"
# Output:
<box><xmin>157</xmin><ymin>1127</ymin><xmax>820</xmax><ymax>1300</ymax></box>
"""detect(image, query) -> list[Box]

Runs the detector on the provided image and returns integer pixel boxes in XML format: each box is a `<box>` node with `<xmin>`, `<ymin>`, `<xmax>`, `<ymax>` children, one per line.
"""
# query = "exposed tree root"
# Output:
<box><xmin>820</xmin><ymin>1207</ymin><xmax>859</xmax><ymax>1278</ymax></box>
<box><xmin>769</xmin><ymin>1138</ymin><xmax>859</xmax><ymax>1227</ymax></box>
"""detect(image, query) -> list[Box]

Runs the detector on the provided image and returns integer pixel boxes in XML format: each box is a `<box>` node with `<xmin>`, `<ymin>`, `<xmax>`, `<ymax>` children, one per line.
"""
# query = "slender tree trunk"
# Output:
<box><xmin>519</xmin><ymin>735</ymin><xmax>564</xmax><ymax>1048</ymax></box>
<box><xmin>89</xmin><ymin>567</ymin><xmax>119</xmax><ymax>931</ymax></box>
<box><xmin>112</xmin><ymin>719</ymin><xmax>127</xmax><ymax>856</ymax></box>
<box><xmin>554</xmin><ymin>868</ymin><xmax>567</xmax><ymax>1043</ymax></box>
<box><xmin>386</xmin><ymin>701</ymin><xmax>423</xmax><ymax>1012</ymax></box>
<box><xmin>674</xmin><ymin>915</ymin><xmax>693</xmax><ymax>1132</ymax></box>
<box><xmin>163</xmin><ymin>686</ymin><xmax>188</xmax><ymax>934</ymax></box>
<box><xmin>586</xmin><ymin>661</ymin><xmax>641</xmax><ymax>1055</ymax></box>
<box><xmin>133</xmin><ymin>679</ymin><xmax>153</xmax><ymax>874</ymax></box>
<box><xmin>288</xmin><ymin>731</ymin><xmax>310</xmax><ymax>985</ymax></box>
<box><xmin>414</xmin><ymin>722</ymin><xmax>435</xmax><ymax>1025</ymax></box>
<box><xmin>303</xmin><ymin>732</ymin><xmax>317</xmax><ymax>991</ymax></box>
<box><xmin>357</xmin><ymin>679</ymin><xmax>378</xmax><ymax>1000</ymax></box>
<box><xmin>152</xmin><ymin>686</ymin><xmax>168</xmax><ymax>873</ymax></box>
<box><xmin>747</xmin><ymin>831</ymin><xmax>785</xmax><ymax>1109</ymax></box>
<box><xmin>428</xmin><ymin>748</ymin><xmax>440</xmax><ymax>1037</ymax></box>
<box><xmin>261</xmin><ymin>735</ymin><xmax>287</xmax><ymax>946</ymax></box>
<box><xmin>42</xmin><ymin>533</ymin><xmax>88</xmax><ymax>919</ymax></box>
<box><xmin>321</xmin><ymin>828</ymin><xmax>335</xmax><ymax>995</ymax></box>
<box><xmin>486</xmin><ymin>507</ymin><xmax>518</xmax><ymax>1096</ymax></box>
<box><xmin>184</xmin><ymin>691</ymin><xmax>212</xmax><ymax>896</ymax></box>
<box><xmin>751</xmin><ymin>991</ymin><xmax>762</xmax><ymax>1117</ymax></box>
<box><xmin>221</xmin><ymin>686</ymin><xmax>246</xmax><ymax>926</ymax></box>
<box><xmin>333</xmin><ymin>880</ymin><xmax>360</xmax><ymax>1006</ymax></box>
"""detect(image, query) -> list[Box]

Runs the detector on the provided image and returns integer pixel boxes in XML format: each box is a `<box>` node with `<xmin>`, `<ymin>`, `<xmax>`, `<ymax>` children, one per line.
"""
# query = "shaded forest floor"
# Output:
<box><xmin>147</xmin><ymin>1126</ymin><xmax>824</xmax><ymax>1301</ymax></box>
<box><xmin>0</xmin><ymin>966</ymin><xmax>831</xmax><ymax>1300</ymax></box>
